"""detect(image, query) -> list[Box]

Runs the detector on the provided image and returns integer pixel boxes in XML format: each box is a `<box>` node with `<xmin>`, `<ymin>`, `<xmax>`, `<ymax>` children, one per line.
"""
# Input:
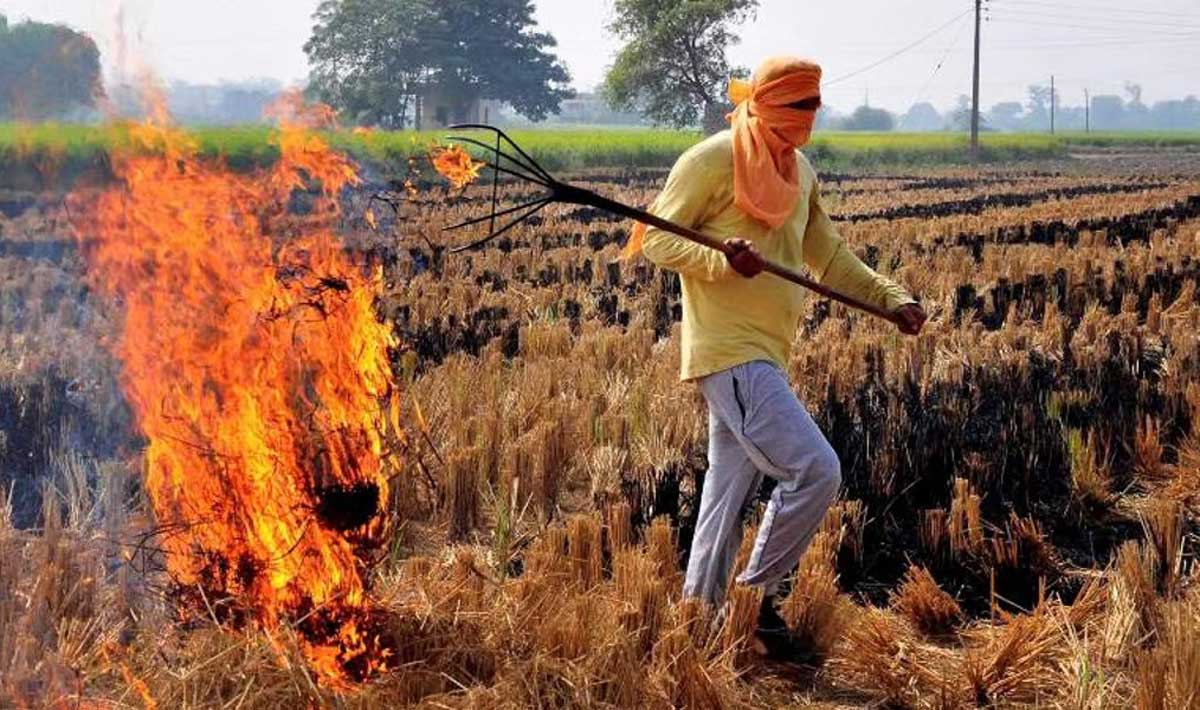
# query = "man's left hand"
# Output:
<box><xmin>894</xmin><ymin>303</ymin><xmax>927</xmax><ymax>335</ymax></box>
<box><xmin>724</xmin><ymin>238</ymin><xmax>766</xmax><ymax>278</ymax></box>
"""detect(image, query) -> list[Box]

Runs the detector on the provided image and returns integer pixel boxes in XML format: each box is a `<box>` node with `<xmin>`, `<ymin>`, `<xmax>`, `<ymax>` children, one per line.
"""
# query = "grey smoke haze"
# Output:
<box><xmin>2</xmin><ymin>0</ymin><xmax>1197</xmax><ymax>112</ymax></box>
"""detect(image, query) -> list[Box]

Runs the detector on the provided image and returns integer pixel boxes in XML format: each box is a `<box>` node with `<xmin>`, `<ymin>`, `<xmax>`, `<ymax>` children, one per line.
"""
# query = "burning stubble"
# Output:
<box><xmin>67</xmin><ymin>92</ymin><xmax>403</xmax><ymax>686</ymax></box>
<box><xmin>431</xmin><ymin>144</ymin><xmax>485</xmax><ymax>190</ymax></box>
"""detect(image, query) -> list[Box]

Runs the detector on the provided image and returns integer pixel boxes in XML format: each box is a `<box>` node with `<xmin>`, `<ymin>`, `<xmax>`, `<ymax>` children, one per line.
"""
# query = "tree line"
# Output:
<box><xmin>893</xmin><ymin>84</ymin><xmax>1200</xmax><ymax>133</ymax></box>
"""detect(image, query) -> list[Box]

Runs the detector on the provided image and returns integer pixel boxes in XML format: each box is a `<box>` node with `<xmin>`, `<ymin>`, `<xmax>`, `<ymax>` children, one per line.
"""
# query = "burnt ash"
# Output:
<box><xmin>834</xmin><ymin>181</ymin><xmax>1172</xmax><ymax>223</ymax></box>
<box><xmin>0</xmin><ymin>375</ymin><xmax>135</xmax><ymax>528</ymax></box>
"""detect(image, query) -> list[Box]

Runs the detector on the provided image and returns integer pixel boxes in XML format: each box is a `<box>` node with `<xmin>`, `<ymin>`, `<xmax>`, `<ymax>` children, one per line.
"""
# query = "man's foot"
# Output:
<box><xmin>753</xmin><ymin>594</ymin><xmax>796</xmax><ymax>660</ymax></box>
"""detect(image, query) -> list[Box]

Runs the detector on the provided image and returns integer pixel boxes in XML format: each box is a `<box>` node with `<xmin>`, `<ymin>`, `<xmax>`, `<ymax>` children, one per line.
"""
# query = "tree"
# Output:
<box><xmin>899</xmin><ymin>102</ymin><xmax>943</xmax><ymax>131</ymax></box>
<box><xmin>1025</xmin><ymin>84</ymin><xmax>1052</xmax><ymax>130</ymax></box>
<box><xmin>1123</xmin><ymin>82</ymin><xmax>1143</xmax><ymax>107</ymax></box>
<box><xmin>842</xmin><ymin>105</ymin><xmax>894</xmax><ymax>131</ymax></box>
<box><xmin>986</xmin><ymin>102</ymin><xmax>1024</xmax><ymax>132</ymax></box>
<box><xmin>1123</xmin><ymin>81</ymin><xmax>1149</xmax><ymax>126</ymax></box>
<box><xmin>425</xmin><ymin>0</ymin><xmax>572</xmax><ymax>121</ymax></box>
<box><xmin>1090</xmin><ymin>95</ymin><xmax>1125</xmax><ymax>130</ymax></box>
<box><xmin>1150</xmin><ymin>96</ymin><xmax>1200</xmax><ymax>130</ymax></box>
<box><xmin>305</xmin><ymin>0</ymin><xmax>571</xmax><ymax>127</ymax></box>
<box><xmin>0</xmin><ymin>15</ymin><xmax>103</xmax><ymax>120</ymax></box>
<box><xmin>305</xmin><ymin>0</ymin><xmax>435</xmax><ymax>128</ymax></box>
<box><xmin>948</xmin><ymin>94</ymin><xmax>987</xmax><ymax>132</ymax></box>
<box><xmin>603</xmin><ymin>0</ymin><xmax>757</xmax><ymax>132</ymax></box>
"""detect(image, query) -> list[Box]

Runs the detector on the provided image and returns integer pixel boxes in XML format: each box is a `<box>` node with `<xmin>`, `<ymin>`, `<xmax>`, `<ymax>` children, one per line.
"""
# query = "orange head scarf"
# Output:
<box><xmin>727</xmin><ymin>56</ymin><xmax>822</xmax><ymax>228</ymax></box>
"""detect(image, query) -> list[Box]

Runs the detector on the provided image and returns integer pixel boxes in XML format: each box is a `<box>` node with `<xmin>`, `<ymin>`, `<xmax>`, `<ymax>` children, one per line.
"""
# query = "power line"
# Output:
<box><xmin>823</xmin><ymin>29</ymin><xmax>1200</xmax><ymax>55</ymax></box>
<box><xmin>984</xmin><ymin>34</ymin><xmax>1200</xmax><ymax>50</ymax></box>
<box><xmin>988</xmin><ymin>20</ymin><xmax>1200</xmax><ymax>42</ymax></box>
<box><xmin>825</xmin><ymin>8</ymin><xmax>975</xmax><ymax>86</ymax></box>
<box><xmin>911</xmin><ymin>10</ymin><xmax>974</xmax><ymax>108</ymax></box>
<box><xmin>988</xmin><ymin>10</ymin><xmax>1200</xmax><ymax>33</ymax></box>
<box><xmin>993</xmin><ymin>11</ymin><xmax>1200</xmax><ymax>31</ymax></box>
<box><xmin>995</xmin><ymin>0</ymin><xmax>1200</xmax><ymax>21</ymax></box>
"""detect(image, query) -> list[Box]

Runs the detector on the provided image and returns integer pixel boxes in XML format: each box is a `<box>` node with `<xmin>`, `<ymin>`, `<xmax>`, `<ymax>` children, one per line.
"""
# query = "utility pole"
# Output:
<box><xmin>1084</xmin><ymin>89</ymin><xmax>1090</xmax><ymax>133</ymax></box>
<box><xmin>970</xmin><ymin>0</ymin><xmax>982</xmax><ymax>159</ymax></box>
<box><xmin>1050</xmin><ymin>75</ymin><xmax>1056</xmax><ymax>134</ymax></box>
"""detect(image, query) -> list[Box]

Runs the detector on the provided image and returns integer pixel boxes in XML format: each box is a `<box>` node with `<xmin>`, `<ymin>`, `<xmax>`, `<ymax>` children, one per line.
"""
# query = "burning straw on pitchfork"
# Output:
<box><xmin>430</xmin><ymin>124</ymin><xmax>907</xmax><ymax>328</ymax></box>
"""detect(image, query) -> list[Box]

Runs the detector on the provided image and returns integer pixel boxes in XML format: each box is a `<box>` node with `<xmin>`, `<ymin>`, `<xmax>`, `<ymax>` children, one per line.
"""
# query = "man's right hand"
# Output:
<box><xmin>725</xmin><ymin>238</ymin><xmax>765</xmax><ymax>278</ymax></box>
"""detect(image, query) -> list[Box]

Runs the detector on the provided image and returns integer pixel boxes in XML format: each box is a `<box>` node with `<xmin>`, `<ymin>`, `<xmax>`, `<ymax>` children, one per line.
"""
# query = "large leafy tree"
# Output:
<box><xmin>305</xmin><ymin>0</ymin><xmax>435</xmax><ymax>128</ymax></box>
<box><xmin>0</xmin><ymin>15</ymin><xmax>103</xmax><ymax>120</ymax></box>
<box><xmin>425</xmin><ymin>0</ymin><xmax>572</xmax><ymax>120</ymax></box>
<box><xmin>603</xmin><ymin>0</ymin><xmax>756</xmax><ymax>132</ymax></box>
<box><xmin>305</xmin><ymin>0</ymin><xmax>572</xmax><ymax>127</ymax></box>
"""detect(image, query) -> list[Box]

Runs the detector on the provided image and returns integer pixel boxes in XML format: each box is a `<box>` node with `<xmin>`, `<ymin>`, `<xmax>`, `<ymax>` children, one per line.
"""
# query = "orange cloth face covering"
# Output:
<box><xmin>726</xmin><ymin>56</ymin><xmax>822</xmax><ymax>228</ymax></box>
<box><xmin>623</xmin><ymin>56</ymin><xmax>822</xmax><ymax>257</ymax></box>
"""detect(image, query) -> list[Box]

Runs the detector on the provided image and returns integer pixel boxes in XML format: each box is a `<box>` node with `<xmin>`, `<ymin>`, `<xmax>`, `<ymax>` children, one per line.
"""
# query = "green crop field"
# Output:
<box><xmin>2</xmin><ymin>122</ymin><xmax>1198</xmax><ymax>189</ymax></box>
<box><xmin>1055</xmin><ymin>131</ymin><xmax>1200</xmax><ymax>148</ymax></box>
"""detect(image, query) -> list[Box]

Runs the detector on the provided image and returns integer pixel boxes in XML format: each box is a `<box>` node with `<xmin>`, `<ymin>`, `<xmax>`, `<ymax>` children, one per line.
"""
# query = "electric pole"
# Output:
<box><xmin>1084</xmin><ymin>89</ymin><xmax>1090</xmax><ymax>133</ymax></box>
<box><xmin>970</xmin><ymin>0</ymin><xmax>982</xmax><ymax>159</ymax></box>
<box><xmin>1050</xmin><ymin>75</ymin><xmax>1055</xmax><ymax>134</ymax></box>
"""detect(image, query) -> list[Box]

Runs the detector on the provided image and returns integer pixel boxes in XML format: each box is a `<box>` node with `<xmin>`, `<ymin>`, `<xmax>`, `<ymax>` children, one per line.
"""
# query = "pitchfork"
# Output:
<box><xmin>441</xmin><ymin>124</ymin><xmax>906</xmax><ymax>327</ymax></box>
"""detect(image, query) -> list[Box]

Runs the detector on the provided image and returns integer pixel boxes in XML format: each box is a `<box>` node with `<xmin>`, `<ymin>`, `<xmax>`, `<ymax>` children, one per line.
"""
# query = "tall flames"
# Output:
<box><xmin>71</xmin><ymin>90</ymin><xmax>401</xmax><ymax>684</ymax></box>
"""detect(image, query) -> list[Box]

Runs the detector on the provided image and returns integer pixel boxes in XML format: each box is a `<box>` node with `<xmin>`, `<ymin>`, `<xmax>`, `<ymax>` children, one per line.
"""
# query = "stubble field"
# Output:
<box><xmin>2</xmin><ymin>137</ymin><xmax>1200</xmax><ymax>708</ymax></box>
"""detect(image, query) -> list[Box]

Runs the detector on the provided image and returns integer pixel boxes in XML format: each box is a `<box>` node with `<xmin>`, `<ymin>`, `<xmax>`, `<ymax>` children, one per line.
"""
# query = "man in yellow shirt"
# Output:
<box><xmin>637</xmin><ymin>56</ymin><xmax>926</xmax><ymax>658</ymax></box>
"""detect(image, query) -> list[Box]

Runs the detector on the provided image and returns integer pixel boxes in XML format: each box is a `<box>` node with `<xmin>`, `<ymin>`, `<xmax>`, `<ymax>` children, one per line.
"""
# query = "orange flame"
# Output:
<box><xmin>71</xmin><ymin>94</ymin><xmax>400</xmax><ymax>685</ymax></box>
<box><xmin>430</xmin><ymin>144</ymin><xmax>484</xmax><ymax>189</ymax></box>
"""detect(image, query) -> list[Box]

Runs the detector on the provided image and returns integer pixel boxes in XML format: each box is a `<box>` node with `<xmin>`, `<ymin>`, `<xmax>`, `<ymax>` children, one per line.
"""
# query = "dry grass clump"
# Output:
<box><xmin>586</xmin><ymin>444</ymin><xmax>627</xmax><ymax>505</ymax></box>
<box><xmin>827</xmin><ymin>607</ymin><xmax>959</xmax><ymax>707</ymax></box>
<box><xmin>779</xmin><ymin>528</ymin><xmax>856</xmax><ymax>660</ymax></box>
<box><xmin>948</xmin><ymin>477</ymin><xmax>985</xmax><ymax>558</ymax></box>
<box><xmin>1</xmin><ymin>476</ymin><xmax>135</xmax><ymax>707</ymax></box>
<box><xmin>1133</xmin><ymin>415</ymin><xmax>1166</xmax><ymax>485</ymax></box>
<box><xmin>1141</xmin><ymin>499</ymin><xmax>1186</xmax><ymax>598</ymax></box>
<box><xmin>603</xmin><ymin>500</ymin><xmax>633</xmax><ymax>553</ymax></box>
<box><xmin>1132</xmin><ymin>593</ymin><xmax>1200</xmax><ymax>710</ymax></box>
<box><xmin>1067</xmin><ymin>428</ymin><xmax>1115</xmax><ymax>511</ymax></box>
<box><xmin>989</xmin><ymin>511</ymin><xmax>1062</xmax><ymax>579</ymax></box>
<box><xmin>446</xmin><ymin>447</ymin><xmax>483</xmax><ymax>541</ymax></box>
<box><xmin>831</xmin><ymin>591</ymin><xmax>1141</xmax><ymax>708</ymax></box>
<box><xmin>961</xmin><ymin>606</ymin><xmax>1068</xmax><ymax>706</ymax></box>
<box><xmin>891</xmin><ymin>566</ymin><xmax>964</xmax><ymax>637</ymax></box>
<box><xmin>718</xmin><ymin>583</ymin><xmax>764</xmax><ymax>671</ymax></box>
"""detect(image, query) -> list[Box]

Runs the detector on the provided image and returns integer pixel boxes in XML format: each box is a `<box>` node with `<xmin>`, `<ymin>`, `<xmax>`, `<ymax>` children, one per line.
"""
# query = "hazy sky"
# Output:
<box><xmin>3</xmin><ymin>0</ymin><xmax>1198</xmax><ymax>112</ymax></box>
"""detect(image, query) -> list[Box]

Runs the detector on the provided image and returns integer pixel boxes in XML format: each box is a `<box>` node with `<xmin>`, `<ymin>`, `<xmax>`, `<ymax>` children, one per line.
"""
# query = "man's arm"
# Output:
<box><xmin>641</xmin><ymin>150</ymin><xmax>734</xmax><ymax>282</ymax></box>
<box><xmin>801</xmin><ymin>177</ymin><xmax>925</xmax><ymax>329</ymax></box>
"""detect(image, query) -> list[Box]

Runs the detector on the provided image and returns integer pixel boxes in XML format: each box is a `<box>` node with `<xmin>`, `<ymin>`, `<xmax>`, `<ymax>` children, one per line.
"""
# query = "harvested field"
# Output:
<box><xmin>2</xmin><ymin>138</ymin><xmax>1200</xmax><ymax>708</ymax></box>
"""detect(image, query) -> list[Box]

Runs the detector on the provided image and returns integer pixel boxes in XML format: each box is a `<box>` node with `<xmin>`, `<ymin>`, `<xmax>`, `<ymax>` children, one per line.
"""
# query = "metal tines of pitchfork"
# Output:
<box><xmin>441</xmin><ymin>123</ymin><xmax>906</xmax><ymax>327</ymax></box>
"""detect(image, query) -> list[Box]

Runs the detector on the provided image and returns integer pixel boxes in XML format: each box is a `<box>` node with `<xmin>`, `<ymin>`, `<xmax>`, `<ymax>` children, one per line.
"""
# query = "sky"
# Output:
<box><xmin>2</xmin><ymin>0</ymin><xmax>1198</xmax><ymax>113</ymax></box>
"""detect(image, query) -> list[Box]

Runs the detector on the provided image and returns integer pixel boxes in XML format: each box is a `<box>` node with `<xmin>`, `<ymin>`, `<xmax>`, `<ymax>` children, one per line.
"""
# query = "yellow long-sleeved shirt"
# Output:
<box><xmin>642</xmin><ymin>130</ymin><xmax>914</xmax><ymax>381</ymax></box>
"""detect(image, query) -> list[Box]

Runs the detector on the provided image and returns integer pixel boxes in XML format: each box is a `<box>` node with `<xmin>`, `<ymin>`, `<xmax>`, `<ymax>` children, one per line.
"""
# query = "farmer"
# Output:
<box><xmin>631</xmin><ymin>56</ymin><xmax>926</xmax><ymax>657</ymax></box>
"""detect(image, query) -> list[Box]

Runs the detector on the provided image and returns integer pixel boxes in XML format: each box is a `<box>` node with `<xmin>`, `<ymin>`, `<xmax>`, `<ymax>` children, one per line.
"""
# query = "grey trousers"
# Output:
<box><xmin>683</xmin><ymin>360</ymin><xmax>842</xmax><ymax>605</ymax></box>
